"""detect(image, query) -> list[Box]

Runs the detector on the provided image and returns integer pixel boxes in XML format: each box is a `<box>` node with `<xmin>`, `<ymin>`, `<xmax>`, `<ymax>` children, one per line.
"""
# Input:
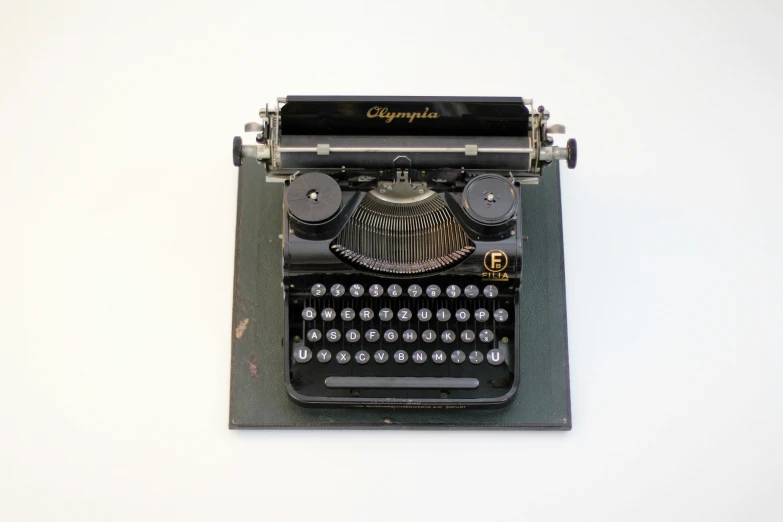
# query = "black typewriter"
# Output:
<box><xmin>232</xmin><ymin>96</ymin><xmax>576</xmax><ymax>408</ymax></box>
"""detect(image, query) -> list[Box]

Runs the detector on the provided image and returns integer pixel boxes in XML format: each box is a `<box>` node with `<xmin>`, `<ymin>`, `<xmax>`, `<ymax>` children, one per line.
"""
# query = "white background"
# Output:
<box><xmin>2</xmin><ymin>1</ymin><xmax>782</xmax><ymax>520</ymax></box>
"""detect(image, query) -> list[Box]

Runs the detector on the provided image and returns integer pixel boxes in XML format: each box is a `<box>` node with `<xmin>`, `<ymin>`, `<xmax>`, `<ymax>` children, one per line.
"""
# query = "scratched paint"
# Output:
<box><xmin>235</xmin><ymin>318</ymin><xmax>249</xmax><ymax>339</ymax></box>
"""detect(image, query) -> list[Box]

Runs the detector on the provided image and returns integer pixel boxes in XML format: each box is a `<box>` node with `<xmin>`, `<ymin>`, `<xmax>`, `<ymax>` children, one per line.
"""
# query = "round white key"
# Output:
<box><xmin>293</xmin><ymin>347</ymin><xmax>312</xmax><ymax>363</ymax></box>
<box><xmin>441</xmin><ymin>330</ymin><xmax>456</xmax><ymax>343</ymax></box>
<box><xmin>355</xmin><ymin>350</ymin><xmax>370</xmax><ymax>364</ymax></box>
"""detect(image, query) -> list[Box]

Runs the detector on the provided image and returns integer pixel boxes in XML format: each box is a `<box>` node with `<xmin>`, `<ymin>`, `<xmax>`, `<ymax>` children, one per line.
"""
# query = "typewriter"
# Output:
<box><xmin>232</xmin><ymin>96</ymin><xmax>576</xmax><ymax>408</ymax></box>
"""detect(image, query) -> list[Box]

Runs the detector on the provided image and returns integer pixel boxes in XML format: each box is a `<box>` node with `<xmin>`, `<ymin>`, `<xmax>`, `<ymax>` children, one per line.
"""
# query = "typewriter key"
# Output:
<box><xmin>407</xmin><ymin>284</ymin><xmax>422</xmax><ymax>298</ymax></box>
<box><xmin>431</xmin><ymin>350</ymin><xmax>447</xmax><ymax>364</ymax></box>
<box><xmin>359</xmin><ymin>308</ymin><xmax>374</xmax><ymax>321</ymax></box>
<box><xmin>355</xmin><ymin>350</ymin><xmax>370</xmax><ymax>364</ymax></box>
<box><xmin>307</xmin><ymin>329</ymin><xmax>322</xmax><ymax>342</ymax></box>
<box><xmin>302</xmin><ymin>307</ymin><xmax>316</xmax><ymax>320</ymax></box>
<box><xmin>462</xmin><ymin>174</ymin><xmax>516</xmax><ymax>225</ymax></box>
<box><xmin>422</xmin><ymin>329</ymin><xmax>437</xmax><ymax>343</ymax></box>
<box><xmin>468</xmin><ymin>351</ymin><xmax>484</xmax><ymax>365</ymax></box>
<box><xmin>330</xmin><ymin>284</ymin><xmax>345</xmax><ymax>297</ymax></box>
<box><xmin>461</xmin><ymin>330</ymin><xmax>475</xmax><ymax>343</ymax></box>
<box><xmin>475</xmin><ymin>308</ymin><xmax>489</xmax><ymax>322</ymax></box>
<box><xmin>394</xmin><ymin>350</ymin><xmax>408</xmax><ymax>363</ymax></box>
<box><xmin>388</xmin><ymin>284</ymin><xmax>402</xmax><ymax>297</ymax></box>
<box><xmin>285</xmin><ymin>172</ymin><xmax>342</xmax><ymax>223</ymax></box>
<box><xmin>349</xmin><ymin>283</ymin><xmax>365</xmax><ymax>297</ymax></box>
<box><xmin>436</xmin><ymin>309</ymin><xmax>451</xmax><ymax>322</ymax></box>
<box><xmin>369</xmin><ymin>284</ymin><xmax>384</xmax><ymax>297</ymax></box>
<box><xmin>345</xmin><ymin>329</ymin><xmax>361</xmax><ymax>343</ymax></box>
<box><xmin>455</xmin><ymin>309</ymin><xmax>470</xmax><ymax>322</ymax></box>
<box><xmin>451</xmin><ymin>350</ymin><xmax>466</xmax><ymax>364</ymax></box>
<box><xmin>365</xmin><ymin>329</ymin><xmax>380</xmax><ymax>342</ymax></box>
<box><xmin>374</xmin><ymin>350</ymin><xmax>389</xmax><ymax>363</ymax></box>
<box><xmin>341</xmin><ymin>308</ymin><xmax>355</xmax><ymax>321</ymax></box>
<box><xmin>311</xmin><ymin>284</ymin><xmax>326</xmax><ymax>297</ymax></box>
<box><xmin>384</xmin><ymin>329</ymin><xmax>398</xmax><ymax>342</ymax></box>
<box><xmin>479</xmin><ymin>329</ymin><xmax>494</xmax><ymax>343</ymax></box>
<box><xmin>441</xmin><ymin>330</ymin><xmax>456</xmax><ymax>343</ymax></box>
<box><xmin>398</xmin><ymin>308</ymin><xmax>412</xmax><ymax>321</ymax></box>
<box><xmin>321</xmin><ymin>308</ymin><xmax>336</xmax><ymax>321</ymax></box>
<box><xmin>402</xmin><ymin>329</ymin><xmax>417</xmax><ymax>343</ymax></box>
<box><xmin>483</xmin><ymin>285</ymin><xmax>498</xmax><ymax>298</ymax></box>
<box><xmin>316</xmin><ymin>349</ymin><xmax>331</xmax><ymax>363</ymax></box>
<box><xmin>379</xmin><ymin>308</ymin><xmax>393</xmax><ymax>321</ymax></box>
<box><xmin>494</xmin><ymin>308</ymin><xmax>509</xmax><ymax>322</ymax></box>
<box><xmin>487</xmin><ymin>349</ymin><xmax>504</xmax><ymax>366</ymax></box>
<box><xmin>336</xmin><ymin>350</ymin><xmax>351</xmax><ymax>364</ymax></box>
<box><xmin>412</xmin><ymin>350</ymin><xmax>427</xmax><ymax>364</ymax></box>
<box><xmin>464</xmin><ymin>285</ymin><xmax>479</xmax><ymax>298</ymax></box>
<box><xmin>426</xmin><ymin>285</ymin><xmax>441</xmax><ymax>298</ymax></box>
<box><xmin>294</xmin><ymin>347</ymin><xmax>312</xmax><ymax>363</ymax></box>
<box><xmin>446</xmin><ymin>285</ymin><xmax>461</xmax><ymax>298</ymax></box>
<box><xmin>417</xmin><ymin>308</ymin><xmax>432</xmax><ymax>321</ymax></box>
<box><xmin>326</xmin><ymin>329</ymin><xmax>341</xmax><ymax>342</ymax></box>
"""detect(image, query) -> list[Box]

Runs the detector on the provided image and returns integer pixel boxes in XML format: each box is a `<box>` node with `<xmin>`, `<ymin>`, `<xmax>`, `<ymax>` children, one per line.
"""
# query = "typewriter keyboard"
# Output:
<box><xmin>287</xmin><ymin>278</ymin><xmax>517</xmax><ymax>403</ymax></box>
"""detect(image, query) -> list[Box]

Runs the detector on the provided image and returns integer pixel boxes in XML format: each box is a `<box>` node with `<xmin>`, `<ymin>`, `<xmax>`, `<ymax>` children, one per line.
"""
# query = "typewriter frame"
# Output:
<box><xmin>281</xmin><ymin>186</ymin><xmax>524</xmax><ymax>409</ymax></box>
<box><xmin>233</xmin><ymin>95</ymin><xmax>576</xmax><ymax>410</ymax></box>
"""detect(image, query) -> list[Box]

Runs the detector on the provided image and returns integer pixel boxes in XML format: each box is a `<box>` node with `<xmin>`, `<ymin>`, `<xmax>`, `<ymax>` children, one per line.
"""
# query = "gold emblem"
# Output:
<box><xmin>366</xmin><ymin>106</ymin><xmax>440</xmax><ymax>123</ymax></box>
<box><xmin>483</xmin><ymin>250</ymin><xmax>509</xmax><ymax>273</ymax></box>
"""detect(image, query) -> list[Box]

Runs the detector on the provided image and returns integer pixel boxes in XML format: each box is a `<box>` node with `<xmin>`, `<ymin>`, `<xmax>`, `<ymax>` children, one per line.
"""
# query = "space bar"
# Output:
<box><xmin>324</xmin><ymin>376</ymin><xmax>480</xmax><ymax>389</ymax></box>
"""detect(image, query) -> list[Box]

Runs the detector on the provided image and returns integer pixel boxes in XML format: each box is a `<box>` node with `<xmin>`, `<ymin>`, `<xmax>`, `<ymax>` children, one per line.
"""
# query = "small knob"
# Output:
<box><xmin>244</xmin><ymin>122</ymin><xmax>265</xmax><ymax>132</ymax></box>
<box><xmin>566</xmin><ymin>138</ymin><xmax>577</xmax><ymax>169</ymax></box>
<box><xmin>233</xmin><ymin>136</ymin><xmax>243</xmax><ymax>167</ymax></box>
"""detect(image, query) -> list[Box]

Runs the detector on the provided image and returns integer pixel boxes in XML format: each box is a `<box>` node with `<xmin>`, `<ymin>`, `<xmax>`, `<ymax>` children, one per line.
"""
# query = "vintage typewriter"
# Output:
<box><xmin>232</xmin><ymin>96</ymin><xmax>576</xmax><ymax>408</ymax></box>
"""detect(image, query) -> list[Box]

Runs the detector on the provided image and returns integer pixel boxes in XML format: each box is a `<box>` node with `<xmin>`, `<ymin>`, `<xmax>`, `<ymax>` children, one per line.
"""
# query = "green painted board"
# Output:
<box><xmin>229</xmin><ymin>161</ymin><xmax>571</xmax><ymax>429</ymax></box>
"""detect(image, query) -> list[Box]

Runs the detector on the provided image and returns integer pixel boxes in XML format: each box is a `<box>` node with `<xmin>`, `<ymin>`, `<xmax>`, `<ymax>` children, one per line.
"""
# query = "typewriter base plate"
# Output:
<box><xmin>229</xmin><ymin>161</ymin><xmax>571</xmax><ymax>429</ymax></box>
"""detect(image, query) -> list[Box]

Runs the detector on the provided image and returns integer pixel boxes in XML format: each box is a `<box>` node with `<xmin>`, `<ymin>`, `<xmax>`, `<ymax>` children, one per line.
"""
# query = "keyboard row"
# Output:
<box><xmin>310</xmin><ymin>283</ymin><xmax>501</xmax><ymax>299</ymax></box>
<box><xmin>301</xmin><ymin>307</ymin><xmax>510</xmax><ymax>323</ymax></box>
<box><xmin>293</xmin><ymin>347</ymin><xmax>506</xmax><ymax>365</ymax></box>
<box><xmin>302</xmin><ymin>327</ymin><xmax>499</xmax><ymax>343</ymax></box>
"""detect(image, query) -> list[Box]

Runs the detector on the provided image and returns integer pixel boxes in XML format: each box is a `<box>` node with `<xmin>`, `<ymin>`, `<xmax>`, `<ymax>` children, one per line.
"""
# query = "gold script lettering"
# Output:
<box><xmin>366</xmin><ymin>106</ymin><xmax>440</xmax><ymax>123</ymax></box>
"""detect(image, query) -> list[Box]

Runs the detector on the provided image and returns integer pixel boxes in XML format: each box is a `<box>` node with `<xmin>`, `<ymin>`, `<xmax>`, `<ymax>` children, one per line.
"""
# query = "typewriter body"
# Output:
<box><xmin>232</xmin><ymin>96</ymin><xmax>576</xmax><ymax>408</ymax></box>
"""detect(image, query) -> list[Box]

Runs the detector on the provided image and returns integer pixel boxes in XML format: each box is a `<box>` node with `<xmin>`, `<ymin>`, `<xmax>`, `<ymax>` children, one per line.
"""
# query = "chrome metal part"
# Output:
<box><xmin>236</xmin><ymin>96</ymin><xmax>577</xmax><ymax>181</ymax></box>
